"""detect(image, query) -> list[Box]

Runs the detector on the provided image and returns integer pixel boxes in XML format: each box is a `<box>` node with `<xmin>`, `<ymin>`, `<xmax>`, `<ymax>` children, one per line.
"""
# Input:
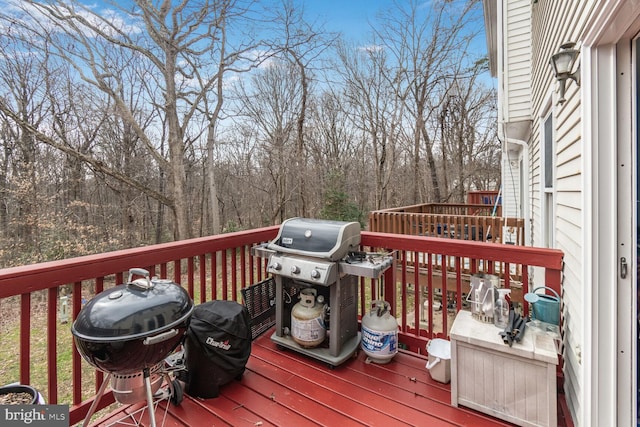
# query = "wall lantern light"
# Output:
<box><xmin>549</xmin><ymin>42</ymin><xmax>580</xmax><ymax>105</ymax></box>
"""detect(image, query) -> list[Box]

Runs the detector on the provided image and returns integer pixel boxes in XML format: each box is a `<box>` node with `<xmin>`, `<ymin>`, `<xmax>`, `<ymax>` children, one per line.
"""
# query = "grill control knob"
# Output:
<box><xmin>290</xmin><ymin>265</ymin><xmax>300</xmax><ymax>274</ymax></box>
<box><xmin>270</xmin><ymin>262</ymin><xmax>282</xmax><ymax>271</ymax></box>
<box><xmin>310</xmin><ymin>269</ymin><xmax>321</xmax><ymax>279</ymax></box>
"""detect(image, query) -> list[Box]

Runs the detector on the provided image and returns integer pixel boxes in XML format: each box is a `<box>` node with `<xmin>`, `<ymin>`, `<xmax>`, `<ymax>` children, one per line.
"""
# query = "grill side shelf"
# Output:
<box><xmin>339</xmin><ymin>256</ymin><xmax>393</xmax><ymax>279</ymax></box>
<box><xmin>251</xmin><ymin>243</ymin><xmax>275</xmax><ymax>259</ymax></box>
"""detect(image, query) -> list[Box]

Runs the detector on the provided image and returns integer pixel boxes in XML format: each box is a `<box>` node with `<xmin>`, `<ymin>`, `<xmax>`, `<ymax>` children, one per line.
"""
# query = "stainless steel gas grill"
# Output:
<box><xmin>253</xmin><ymin>218</ymin><xmax>393</xmax><ymax>367</ymax></box>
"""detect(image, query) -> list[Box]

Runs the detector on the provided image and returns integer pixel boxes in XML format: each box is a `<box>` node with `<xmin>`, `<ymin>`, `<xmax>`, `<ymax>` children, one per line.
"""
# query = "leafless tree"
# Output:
<box><xmin>197</xmin><ymin>0</ymin><xmax>280</xmax><ymax>234</ymax></box>
<box><xmin>437</xmin><ymin>64</ymin><xmax>498</xmax><ymax>202</ymax></box>
<box><xmin>272</xmin><ymin>1</ymin><xmax>336</xmax><ymax>217</ymax></box>
<box><xmin>306</xmin><ymin>89</ymin><xmax>369</xmax><ymax>221</ymax></box>
<box><xmin>0</xmin><ymin>0</ymin><xmax>499</xmax><ymax>266</ymax></box>
<box><xmin>226</xmin><ymin>2</ymin><xmax>334</xmax><ymax>224</ymax></box>
<box><xmin>0</xmin><ymin>27</ymin><xmax>48</xmax><ymax>252</ymax></box>
<box><xmin>372</xmin><ymin>0</ymin><xmax>482</xmax><ymax>203</ymax></box>
<box><xmin>1</xmin><ymin>0</ymin><xmax>269</xmax><ymax>240</ymax></box>
<box><xmin>334</xmin><ymin>39</ymin><xmax>404</xmax><ymax>209</ymax></box>
<box><xmin>231</xmin><ymin>60</ymin><xmax>301</xmax><ymax>223</ymax></box>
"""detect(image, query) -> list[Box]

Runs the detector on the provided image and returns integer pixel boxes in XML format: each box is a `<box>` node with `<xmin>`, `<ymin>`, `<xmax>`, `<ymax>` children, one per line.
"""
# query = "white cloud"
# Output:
<box><xmin>358</xmin><ymin>44</ymin><xmax>384</xmax><ymax>53</ymax></box>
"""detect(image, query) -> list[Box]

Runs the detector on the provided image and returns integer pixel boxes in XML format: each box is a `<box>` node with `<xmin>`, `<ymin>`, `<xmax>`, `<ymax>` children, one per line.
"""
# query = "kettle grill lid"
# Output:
<box><xmin>71</xmin><ymin>278</ymin><xmax>193</xmax><ymax>341</ymax></box>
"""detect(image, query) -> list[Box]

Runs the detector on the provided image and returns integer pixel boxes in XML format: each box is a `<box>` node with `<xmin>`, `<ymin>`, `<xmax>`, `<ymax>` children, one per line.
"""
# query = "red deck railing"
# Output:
<box><xmin>0</xmin><ymin>227</ymin><xmax>563</xmax><ymax>426</ymax></box>
<box><xmin>370</xmin><ymin>201</ymin><xmax>502</xmax><ymax>217</ymax></box>
<box><xmin>368</xmin><ymin>203</ymin><xmax>524</xmax><ymax>246</ymax></box>
<box><xmin>467</xmin><ymin>190</ymin><xmax>501</xmax><ymax>207</ymax></box>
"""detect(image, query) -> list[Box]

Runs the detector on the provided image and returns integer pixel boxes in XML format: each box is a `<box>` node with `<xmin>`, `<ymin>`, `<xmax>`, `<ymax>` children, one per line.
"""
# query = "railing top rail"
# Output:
<box><xmin>0</xmin><ymin>226</ymin><xmax>280</xmax><ymax>298</ymax></box>
<box><xmin>362</xmin><ymin>231</ymin><xmax>563</xmax><ymax>269</ymax></box>
<box><xmin>0</xmin><ymin>226</ymin><xmax>558</xmax><ymax>300</ymax></box>
<box><xmin>369</xmin><ymin>204</ymin><xmax>503</xmax><ymax>217</ymax></box>
<box><xmin>370</xmin><ymin>203</ymin><xmax>496</xmax><ymax>212</ymax></box>
<box><xmin>370</xmin><ymin>211</ymin><xmax>510</xmax><ymax>219</ymax></box>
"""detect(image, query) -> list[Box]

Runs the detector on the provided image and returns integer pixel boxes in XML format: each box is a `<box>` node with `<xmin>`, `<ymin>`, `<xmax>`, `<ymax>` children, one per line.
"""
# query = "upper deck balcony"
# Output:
<box><xmin>368</xmin><ymin>191</ymin><xmax>522</xmax><ymax>247</ymax></box>
<box><xmin>0</xmin><ymin>225</ymin><xmax>571</xmax><ymax>426</ymax></box>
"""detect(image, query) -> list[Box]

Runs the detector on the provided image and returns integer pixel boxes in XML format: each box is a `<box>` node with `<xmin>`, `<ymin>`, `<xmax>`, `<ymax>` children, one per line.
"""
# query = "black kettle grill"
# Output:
<box><xmin>72</xmin><ymin>268</ymin><xmax>194</xmax><ymax>427</ymax></box>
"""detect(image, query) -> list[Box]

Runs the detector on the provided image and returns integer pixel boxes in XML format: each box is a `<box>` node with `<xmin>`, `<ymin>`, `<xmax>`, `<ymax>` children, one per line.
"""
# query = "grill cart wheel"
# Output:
<box><xmin>170</xmin><ymin>378</ymin><xmax>183</xmax><ymax>405</ymax></box>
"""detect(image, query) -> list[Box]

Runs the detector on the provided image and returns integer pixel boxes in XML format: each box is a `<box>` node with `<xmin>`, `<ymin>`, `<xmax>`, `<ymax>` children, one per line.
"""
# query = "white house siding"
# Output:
<box><xmin>527</xmin><ymin>1</ymin><xmax>597</xmax><ymax>425</ymax></box>
<box><xmin>499</xmin><ymin>0</ymin><xmax>531</xmax><ymax>245</ymax></box>
<box><xmin>504</xmin><ymin>0</ymin><xmax>532</xmax><ymax>122</ymax></box>
<box><xmin>485</xmin><ymin>1</ymin><xmax>620</xmax><ymax>424</ymax></box>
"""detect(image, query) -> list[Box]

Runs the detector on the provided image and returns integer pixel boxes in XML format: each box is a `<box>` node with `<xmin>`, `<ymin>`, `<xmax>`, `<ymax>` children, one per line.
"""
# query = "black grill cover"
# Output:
<box><xmin>184</xmin><ymin>300</ymin><xmax>252</xmax><ymax>398</ymax></box>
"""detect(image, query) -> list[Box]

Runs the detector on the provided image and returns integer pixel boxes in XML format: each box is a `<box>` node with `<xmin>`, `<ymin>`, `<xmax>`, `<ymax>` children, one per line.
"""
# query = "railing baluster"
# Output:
<box><xmin>441</xmin><ymin>253</ymin><xmax>448</xmax><ymax>336</ymax></box>
<box><xmin>20</xmin><ymin>293</ymin><xmax>31</xmax><ymax>386</ymax></box>
<box><xmin>199</xmin><ymin>254</ymin><xmax>206</xmax><ymax>304</ymax></box>
<box><xmin>187</xmin><ymin>257</ymin><xmax>195</xmax><ymax>297</ymax></box>
<box><xmin>400</xmin><ymin>252</ymin><xmax>408</xmax><ymax>334</ymax></box>
<box><xmin>173</xmin><ymin>259</ymin><xmax>181</xmax><ymax>284</ymax></box>
<box><xmin>72</xmin><ymin>281</ymin><xmax>82</xmax><ymax>405</ymax></box>
<box><xmin>240</xmin><ymin>246</ymin><xmax>247</xmax><ymax>295</ymax></box>
<box><xmin>212</xmin><ymin>252</ymin><xmax>218</xmax><ymax>300</ymax></box>
<box><xmin>146</xmin><ymin>265</ymin><xmax>156</xmax><ymax>277</ymax></box>
<box><xmin>95</xmin><ymin>277</ymin><xmax>104</xmax><ymax>395</ymax></box>
<box><xmin>413</xmin><ymin>253</ymin><xmax>424</xmax><ymax>337</ymax></box>
<box><xmin>371</xmin><ymin>276</ymin><xmax>377</xmax><ymax>301</ymax></box>
<box><xmin>47</xmin><ymin>287</ymin><xmax>57</xmax><ymax>404</ymax></box>
<box><xmin>252</xmin><ymin>246</ymin><xmax>262</xmax><ymax>283</ymax></box>
<box><xmin>427</xmin><ymin>253</ymin><xmax>434</xmax><ymax>338</ymax></box>
<box><xmin>413</xmin><ymin>252</ymin><xmax>420</xmax><ymax>338</ymax></box>
<box><xmin>455</xmin><ymin>256</ymin><xmax>462</xmax><ymax>317</ymax></box>
<box><xmin>221</xmin><ymin>249</ymin><xmax>228</xmax><ymax>300</ymax></box>
<box><xmin>359</xmin><ymin>276</ymin><xmax>366</xmax><ymax>318</ymax></box>
<box><xmin>231</xmin><ymin>247</ymin><xmax>238</xmax><ymax>302</ymax></box>
<box><xmin>160</xmin><ymin>263</ymin><xmax>167</xmax><ymax>279</ymax></box>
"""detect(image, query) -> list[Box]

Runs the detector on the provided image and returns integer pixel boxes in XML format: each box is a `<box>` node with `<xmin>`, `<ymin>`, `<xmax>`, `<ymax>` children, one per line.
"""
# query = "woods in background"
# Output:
<box><xmin>0</xmin><ymin>0</ymin><xmax>498</xmax><ymax>267</ymax></box>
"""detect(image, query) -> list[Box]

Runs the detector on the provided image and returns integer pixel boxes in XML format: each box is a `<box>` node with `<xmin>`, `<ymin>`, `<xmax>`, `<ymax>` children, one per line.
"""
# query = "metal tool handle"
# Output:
<box><xmin>531</xmin><ymin>286</ymin><xmax>560</xmax><ymax>301</ymax></box>
<box><xmin>143</xmin><ymin>328</ymin><xmax>179</xmax><ymax>345</ymax></box>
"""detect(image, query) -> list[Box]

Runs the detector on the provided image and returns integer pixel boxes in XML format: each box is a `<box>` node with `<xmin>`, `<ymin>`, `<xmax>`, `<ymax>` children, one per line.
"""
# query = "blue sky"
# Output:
<box><xmin>11</xmin><ymin>0</ymin><xmax>485</xmax><ymax>54</ymax></box>
<box><xmin>301</xmin><ymin>0</ymin><xmax>488</xmax><ymax>55</ymax></box>
<box><xmin>303</xmin><ymin>0</ymin><xmax>389</xmax><ymax>41</ymax></box>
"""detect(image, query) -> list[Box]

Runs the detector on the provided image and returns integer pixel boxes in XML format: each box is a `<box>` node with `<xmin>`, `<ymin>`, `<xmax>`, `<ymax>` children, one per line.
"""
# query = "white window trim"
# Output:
<box><xmin>540</xmin><ymin>98</ymin><xmax>555</xmax><ymax>248</ymax></box>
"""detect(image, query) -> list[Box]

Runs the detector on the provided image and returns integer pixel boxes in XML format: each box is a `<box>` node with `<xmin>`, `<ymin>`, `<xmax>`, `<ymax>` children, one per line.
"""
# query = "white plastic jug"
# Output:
<box><xmin>425</xmin><ymin>338</ymin><xmax>451</xmax><ymax>384</ymax></box>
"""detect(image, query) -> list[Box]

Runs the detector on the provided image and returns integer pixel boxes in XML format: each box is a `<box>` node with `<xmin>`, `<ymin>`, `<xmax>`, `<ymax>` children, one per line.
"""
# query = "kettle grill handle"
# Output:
<box><xmin>127</xmin><ymin>268</ymin><xmax>153</xmax><ymax>290</ymax></box>
<box><xmin>128</xmin><ymin>268</ymin><xmax>150</xmax><ymax>281</ymax></box>
<box><xmin>143</xmin><ymin>328</ymin><xmax>179</xmax><ymax>346</ymax></box>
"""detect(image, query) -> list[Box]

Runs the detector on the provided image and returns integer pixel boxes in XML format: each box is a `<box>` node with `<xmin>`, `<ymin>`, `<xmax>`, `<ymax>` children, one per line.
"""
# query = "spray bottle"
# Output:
<box><xmin>494</xmin><ymin>289</ymin><xmax>511</xmax><ymax>328</ymax></box>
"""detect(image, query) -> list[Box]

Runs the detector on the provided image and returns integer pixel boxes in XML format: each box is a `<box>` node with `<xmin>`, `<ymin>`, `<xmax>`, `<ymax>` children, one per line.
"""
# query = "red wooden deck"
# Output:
<box><xmin>90</xmin><ymin>329</ymin><xmax>525</xmax><ymax>427</ymax></box>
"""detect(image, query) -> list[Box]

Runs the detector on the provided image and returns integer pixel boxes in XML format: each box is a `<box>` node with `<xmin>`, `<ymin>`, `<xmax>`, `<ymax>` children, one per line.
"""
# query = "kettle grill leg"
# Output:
<box><xmin>143</xmin><ymin>368</ymin><xmax>157</xmax><ymax>427</ymax></box>
<box><xmin>81</xmin><ymin>373</ymin><xmax>112</xmax><ymax>427</ymax></box>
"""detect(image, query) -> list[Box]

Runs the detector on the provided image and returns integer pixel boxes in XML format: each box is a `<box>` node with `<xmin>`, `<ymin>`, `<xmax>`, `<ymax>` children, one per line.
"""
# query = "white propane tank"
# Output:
<box><xmin>291</xmin><ymin>288</ymin><xmax>326</xmax><ymax>348</ymax></box>
<box><xmin>361</xmin><ymin>300</ymin><xmax>398</xmax><ymax>364</ymax></box>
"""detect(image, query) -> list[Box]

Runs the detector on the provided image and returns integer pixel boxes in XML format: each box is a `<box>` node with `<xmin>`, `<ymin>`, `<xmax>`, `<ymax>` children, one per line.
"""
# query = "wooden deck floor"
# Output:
<box><xmin>90</xmin><ymin>330</ymin><xmax>543</xmax><ymax>427</ymax></box>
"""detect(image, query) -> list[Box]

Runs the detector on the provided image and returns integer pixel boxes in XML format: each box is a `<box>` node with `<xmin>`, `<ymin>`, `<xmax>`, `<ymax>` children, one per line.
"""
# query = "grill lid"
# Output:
<box><xmin>266</xmin><ymin>217</ymin><xmax>361</xmax><ymax>261</ymax></box>
<box><xmin>71</xmin><ymin>269</ymin><xmax>193</xmax><ymax>342</ymax></box>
